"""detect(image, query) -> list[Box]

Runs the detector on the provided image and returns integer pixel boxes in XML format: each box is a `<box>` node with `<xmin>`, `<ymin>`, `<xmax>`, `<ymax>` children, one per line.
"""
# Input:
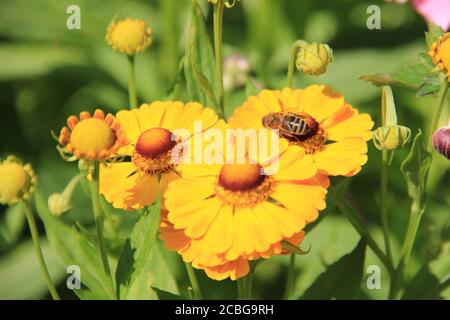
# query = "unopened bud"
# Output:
<box><xmin>296</xmin><ymin>43</ymin><xmax>333</xmax><ymax>76</ymax></box>
<box><xmin>373</xmin><ymin>86</ymin><xmax>412</xmax><ymax>150</ymax></box>
<box><xmin>373</xmin><ymin>125</ymin><xmax>412</xmax><ymax>150</ymax></box>
<box><xmin>47</xmin><ymin>174</ymin><xmax>81</xmax><ymax>217</ymax></box>
<box><xmin>48</xmin><ymin>193</ymin><xmax>72</xmax><ymax>217</ymax></box>
<box><xmin>432</xmin><ymin>121</ymin><xmax>450</xmax><ymax>159</ymax></box>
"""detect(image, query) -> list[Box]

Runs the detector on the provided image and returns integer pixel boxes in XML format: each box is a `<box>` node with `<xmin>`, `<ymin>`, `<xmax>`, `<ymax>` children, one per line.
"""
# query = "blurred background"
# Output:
<box><xmin>0</xmin><ymin>0</ymin><xmax>448</xmax><ymax>299</ymax></box>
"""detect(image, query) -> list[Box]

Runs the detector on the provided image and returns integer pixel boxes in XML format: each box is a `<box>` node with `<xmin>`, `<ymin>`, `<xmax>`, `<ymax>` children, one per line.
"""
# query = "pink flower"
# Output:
<box><xmin>412</xmin><ymin>0</ymin><xmax>450</xmax><ymax>31</ymax></box>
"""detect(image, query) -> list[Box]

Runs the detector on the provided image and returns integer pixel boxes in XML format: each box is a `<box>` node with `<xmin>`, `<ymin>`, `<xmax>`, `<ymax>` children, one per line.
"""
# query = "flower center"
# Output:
<box><xmin>438</xmin><ymin>38</ymin><xmax>450</xmax><ymax>71</ymax></box>
<box><xmin>291</xmin><ymin>127</ymin><xmax>327</xmax><ymax>154</ymax></box>
<box><xmin>216</xmin><ymin>163</ymin><xmax>273</xmax><ymax>208</ymax></box>
<box><xmin>132</xmin><ymin>128</ymin><xmax>178</xmax><ymax>175</ymax></box>
<box><xmin>70</xmin><ymin>118</ymin><xmax>116</xmax><ymax>154</ymax></box>
<box><xmin>0</xmin><ymin>163</ymin><xmax>31</xmax><ymax>203</ymax></box>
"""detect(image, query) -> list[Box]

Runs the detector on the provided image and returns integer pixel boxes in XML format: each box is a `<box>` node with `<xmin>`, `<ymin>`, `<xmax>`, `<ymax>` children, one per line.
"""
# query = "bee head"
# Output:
<box><xmin>262</xmin><ymin>113</ymin><xmax>283</xmax><ymax>129</ymax></box>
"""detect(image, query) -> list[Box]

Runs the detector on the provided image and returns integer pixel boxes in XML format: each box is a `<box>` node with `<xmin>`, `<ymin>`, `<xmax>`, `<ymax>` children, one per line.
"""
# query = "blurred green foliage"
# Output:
<box><xmin>0</xmin><ymin>0</ymin><xmax>448</xmax><ymax>300</ymax></box>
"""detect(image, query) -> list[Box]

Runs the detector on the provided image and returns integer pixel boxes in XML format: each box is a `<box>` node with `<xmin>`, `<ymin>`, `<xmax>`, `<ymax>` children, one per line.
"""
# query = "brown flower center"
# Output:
<box><xmin>132</xmin><ymin>128</ymin><xmax>178</xmax><ymax>175</ymax></box>
<box><xmin>216</xmin><ymin>163</ymin><xmax>273</xmax><ymax>208</ymax></box>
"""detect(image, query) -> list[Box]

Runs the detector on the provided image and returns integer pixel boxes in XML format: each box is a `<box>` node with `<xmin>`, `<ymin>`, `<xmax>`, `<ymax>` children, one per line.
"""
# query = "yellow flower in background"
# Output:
<box><xmin>58</xmin><ymin>109</ymin><xmax>128</xmax><ymax>161</ymax></box>
<box><xmin>428</xmin><ymin>32</ymin><xmax>450</xmax><ymax>78</ymax></box>
<box><xmin>160</xmin><ymin>131</ymin><xmax>328</xmax><ymax>280</ymax></box>
<box><xmin>228</xmin><ymin>86</ymin><xmax>374</xmax><ymax>176</ymax></box>
<box><xmin>100</xmin><ymin>101</ymin><xmax>220</xmax><ymax>211</ymax></box>
<box><xmin>106</xmin><ymin>18</ymin><xmax>153</xmax><ymax>55</ymax></box>
<box><xmin>0</xmin><ymin>156</ymin><xmax>36</xmax><ymax>205</ymax></box>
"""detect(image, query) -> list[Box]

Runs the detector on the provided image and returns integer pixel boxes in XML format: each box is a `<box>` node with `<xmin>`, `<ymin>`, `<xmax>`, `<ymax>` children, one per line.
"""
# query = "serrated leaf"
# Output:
<box><xmin>416</xmin><ymin>75</ymin><xmax>442</xmax><ymax>97</ymax></box>
<box><xmin>34</xmin><ymin>192</ymin><xmax>114</xmax><ymax>299</ymax></box>
<box><xmin>184</xmin><ymin>0</ymin><xmax>218</xmax><ymax>108</ymax></box>
<box><xmin>402</xmin><ymin>265</ymin><xmax>443</xmax><ymax>300</ymax></box>
<box><xmin>302</xmin><ymin>239</ymin><xmax>366</xmax><ymax>300</ymax></box>
<box><xmin>115</xmin><ymin>197</ymin><xmax>161</xmax><ymax>299</ymax></box>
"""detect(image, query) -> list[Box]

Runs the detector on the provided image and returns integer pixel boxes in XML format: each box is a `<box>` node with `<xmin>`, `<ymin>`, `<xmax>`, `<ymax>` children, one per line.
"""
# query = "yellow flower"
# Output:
<box><xmin>100</xmin><ymin>101</ymin><xmax>220</xmax><ymax>211</ymax></box>
<box><xmin>0</xmin><ymin>156</ymin><xmax>36</xmax><ymax>205</ymax></box>
<box><xmin>106</xmin><ymin>18</ymin><xmax>153</xmax><ymax>55</ymax></box>
<box><xmin>160</xmin><ymin>132</ymin><xmax>328</xmax><ymax>280</ymax></box>
<box><xmin>297</xmin><ymin>43</ymin><xmax>333</xmax><ymax>76</ymax></box>
<box><xmin>58</xmin><ymin>109</ymin><xmax>128</xmax><ymax>161</ymax></box>
<box><xmin>428</xmin><ymin>33</ymin><xmax>450</xmax><ymax>79</ymax></box>
<box><xmin>228</xmin><ymin>85</ymin><xmax>374</xmax><ymax>176</ymax></box>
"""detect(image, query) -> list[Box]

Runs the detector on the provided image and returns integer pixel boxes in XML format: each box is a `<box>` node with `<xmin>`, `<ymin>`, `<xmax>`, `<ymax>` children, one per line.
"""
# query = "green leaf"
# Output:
<box><xmin>0</xmin><ymin>202</ymin><xmax>26</xmax><ymax>251</ymax></box>
<box><xmin>302</xmin><ymin>239</ymin><xmax>366</xmax><ymax>300</ymax></box>
<box><xmin>34</xmin><ymin>192</ymin><xmax>114</xmax><ymax>299</ymax></box>
<box><xmin>115</xmin><ymin>198</ymin><xmax>161</xmax><ymax>299</ymax></box>
<box><xmin>184</xmin><ymin>0</ymin><xmax>218</xmax><ymax>108</ymax></box>
<box><xmin>402</xmin><ymin>265</ymin><xmax>444</xmax><ymax>300</ymax></box>
<box><xmin>425</xmin><ymin>22</ymin><xmax>445</xmax><ymax>48</ymax></box>
<box><xmin>401</xmin><ymin>130</ymin><xmax>432</xmax><ymax>208</ymax></box>
<box><xmin>0</xmin><ymin>239</ymin><xmax>64</xmax><ymax>299</ymax></box>
<box><xmin>416</xmin><ymin>75</ymin><xmax>442</xmax><ymax>98</ymax></box>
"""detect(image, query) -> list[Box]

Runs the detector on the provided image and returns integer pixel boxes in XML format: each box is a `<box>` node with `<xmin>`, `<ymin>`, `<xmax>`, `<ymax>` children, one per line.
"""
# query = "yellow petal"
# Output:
<box><xmin>271</xmin><ymin>182</ymin><xmax>327</xmax><ymax>224</ymax></box>
<box><xmin>123</xmin><ymin>174</ymin><xmax>159</xmax><ymax>210</ymax></box>
<box><xmin>324</xmin><ymin>105</ymin><xmax>374</xmax><ymax>142</ymax></box>
<box><xmin>300</xmin><ymin>85</ymin><xmax>345</xmax><ymax>123</ymax></box>
<box><xmin>273</xmin><ymin>146</ymin><xmax>317</xmax><ymax>181</ymax></box>
<box><xmin>116</xmin><ymin>109</ymin><xmax>141</xmax><ymax>155</ymax></box>
<box><xmin>137</xmin><ymin>102</ymin><xmax>168</xmax><ymax>131</ymax></box>
<box><xmin>100</xmin><ymin>162</ymin><xmax>138</xmax><ymax>210</ymax></box>
<box><xmin>313</xmin><ymin>138</ymin><xmax>368</xmax><ymax>176</ymax></box>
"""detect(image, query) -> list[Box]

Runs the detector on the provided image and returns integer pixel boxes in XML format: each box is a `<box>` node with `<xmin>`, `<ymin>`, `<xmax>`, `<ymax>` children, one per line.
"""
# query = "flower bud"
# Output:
<box><xmin>47</xmin><ymin>175</ymin><xmax>81</xmax><ymax>217</ymax></box>
<box><xmin>296</xmin><ymin>43</ymin><xmax>333</xmax><ymax>76</ymax></box>
<box><xmin>373</xmin><ymin>125</ymin><xmax>412</xmax><ymax>150</ymax></box>
<box><xmin>0</xmin><ymin>156</ymin><xmax>36</xmax><ymax>206</ymax></box>
<box><xmin>106</xmin><ymin>17</ymin><xmax>152</xmax><ymax>55</ymax></box>
<box><xmin>373</xmin><ymin>86</ymin><xmax>412</xmax><ymax>150</ymax></box>
<box><xmin>48</xmin><ymin>193</ymin><xmax>72</xmax><ymax>217</ymax></box>
<box><xmin>432</xmin><ymin>122</ymin><xmax>450</xmax><ymax>159</ymax></box>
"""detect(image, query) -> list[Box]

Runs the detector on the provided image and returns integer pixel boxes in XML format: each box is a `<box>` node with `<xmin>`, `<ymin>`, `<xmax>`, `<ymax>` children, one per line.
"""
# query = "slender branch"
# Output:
<box><xmin>237</xmin><ymin>272</ymin><xmax>253</xmax><ymax>300</ymax></box>
<box><xmin>336</xmin><ymin>195</ymin><xmax>394</xmax><ymax>275</ymax></box>
<box><xmin>287</xmin><ymin>40</ymin><xmax>308</xmax><ymax>88</ymax></box>
<box><xmin>283</xmin><ymin>253</ymin><xmax>296</xmax><ymax>300</ymax></box>
<box><xmin>213</xmin><ymin>1</ymin><xmax>225</xmax><ymax>118</ymax></box>
<box><xmin>185</xmin><ymin>262</ymin><xmax>202</xmax><ymax>300</ymax></box>
<box><xmin>89</xmin><ymin>161</ymin><xmax>114</xmax><ymax>295</ymax></box>
<box><xmin>127</xmin><ymin>54</ymin><xmax>138</xmax><ymax>109</ymax></box>
<box><xmin>24</xmin><ymin>200</ymin><xmax>61</xmax><ymax>300</ymax></box>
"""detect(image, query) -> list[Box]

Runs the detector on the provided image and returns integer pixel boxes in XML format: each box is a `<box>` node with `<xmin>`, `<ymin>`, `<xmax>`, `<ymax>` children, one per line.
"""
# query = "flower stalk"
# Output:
<box><xmin>287</xmin><ymin>40</ymin><xmax>308</xmax><ymax>88</ymax></box>
<box><xmin>237</xmin><ymin>272</ymin><xmax>253</xmax><ymax>300</ymax></box>
<box><xmin>24</xmin><ymin>199</ymin><xmax>61</xmax><ymax>300</ymax></box>
<box><xmin>213</xmin><ymin>0</ymin><xmax>226</xmax><ymax>118</ymax></box>
<box><xmin>89</xmin><ymin>161</ymin><xmax>114</xmax><ymax>294</ymax></box>
<box><xmin>283</xmin><ymin>253</ymin><xmax>296</xmax><ymax>300</ymax></box>
<box><xmin>185</xmin><ymin>262</ymin><xmax>202</xmax><ymax>300</ymax></box>
<box><xmin>127</xmin><ymin>54</ymin><xmax>138</xmax><ymax>109</ymax></box>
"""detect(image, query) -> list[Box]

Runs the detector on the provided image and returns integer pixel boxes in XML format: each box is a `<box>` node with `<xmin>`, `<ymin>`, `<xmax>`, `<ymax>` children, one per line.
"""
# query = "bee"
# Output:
<box><xmin>262</xmin><ymin>111</ymin><xmax>318</xmax><ymax>140</ymax></box>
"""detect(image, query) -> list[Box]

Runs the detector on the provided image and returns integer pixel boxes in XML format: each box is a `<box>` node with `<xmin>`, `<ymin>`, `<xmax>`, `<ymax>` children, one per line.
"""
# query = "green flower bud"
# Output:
<box><xmin>373</xmin><ymin>125</ymin><xmax>412</xmax><ymax>150</ymax></box>
<box><xmin>373</xmin><ymin>86</ymin><xmax>412</xmax><ymax>151</ymax></box>
<box><xmin>48</xmin><ymin>193</ymin><xmax>72</xmax><ymax>217</ymax></box>
<box><xmin>47</xmin><ymin>174</ymin><xmax>81</xmax><ymax>217</ymax></box>
<box><xmin>296</xmin><ymin>43</ymin><xmax>333</xmax><ymax>76</ymax></box>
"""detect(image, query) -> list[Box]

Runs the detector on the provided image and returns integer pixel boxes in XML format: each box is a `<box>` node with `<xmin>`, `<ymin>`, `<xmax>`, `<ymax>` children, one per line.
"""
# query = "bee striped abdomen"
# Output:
<box><xmin>283</xmin><ymin>115</ymin><xmax>309</xmax><ymax>135</ymax></box>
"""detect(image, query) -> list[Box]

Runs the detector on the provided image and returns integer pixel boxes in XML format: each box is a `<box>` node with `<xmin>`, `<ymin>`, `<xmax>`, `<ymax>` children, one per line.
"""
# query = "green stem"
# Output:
<box><xmin>24</xmin><ymin>200</ymin><xmax>60</xmax><ymax>300</ymax></box>
<box><xmin>185</xmin><ymin>263</ymin><xmax>202</xmax><ymax>300</ymax></box>
<box><xmin>213</xmin><ymin>1</ymin><xmax>225</xmax><ymax>118</ymax></box>
<box><xmin>127</xmin><ymin>54</ymin><xmax>138</xmax><ymax>109</ymax></box>
<box><xmin>283</xmin><ymin>253</ymin><xmax>296</xmax><ymax>300</ymax></box>
<box><xmin>389</xmin><ymin>203</ymin><xmax>423</xmax><ymax>299</ymax></box>
<box><xmin>237</xmin><ymin>272</ymin><xmax>253</xmax><ymax>300</ymax></box>
<box><xmin>427</xmin><ymin>80</ymin><xmax>448</xmax><ymax>152</ymax></box>
<box><xmin>389</xmin><ymin>80</ymin><xmax>448</xmax><ymax>299</ymax></box>
<box><xmin>380</xmin><ymin>149</ymin><xmax>393</xmax><ymax>263</ymax></box>
<box><xmin>89</xmin><ymin>161</ymin><xmax>114</xmax><ymax>295</ymax></box>
<box><xmin>337</xmin><ymin>196</ymin><xmax>394</xmax><ymax>275</ymax></box>
<box><xmin>287</xmin><ymin>40</ymin><xmax>308</xmax><ymax>88</ymax></box>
